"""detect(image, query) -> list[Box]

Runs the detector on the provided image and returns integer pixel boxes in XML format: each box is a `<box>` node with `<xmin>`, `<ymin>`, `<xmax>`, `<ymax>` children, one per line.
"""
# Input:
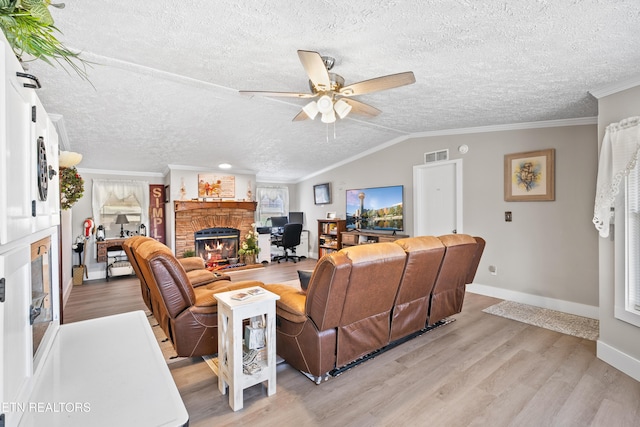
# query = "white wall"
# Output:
<box><xmin>294</xmin><ymin>122</ymin><xmax>599</xmax><ymax>316</ymax></box>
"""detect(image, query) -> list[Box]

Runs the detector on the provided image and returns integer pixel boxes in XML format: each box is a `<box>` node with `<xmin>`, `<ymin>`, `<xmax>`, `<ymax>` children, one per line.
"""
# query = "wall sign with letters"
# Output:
<box><xmin>149</xmin><ymin>184</ymin><xmax>166</xmax><ymax>244</ymax></box>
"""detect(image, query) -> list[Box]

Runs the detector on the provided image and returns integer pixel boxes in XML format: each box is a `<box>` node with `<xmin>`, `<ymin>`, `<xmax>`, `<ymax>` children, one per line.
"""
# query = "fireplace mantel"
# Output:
<box><xmin>174</xmin><ymin>200</ymin><xmax>257</xmax><ymax>212</ymax></box>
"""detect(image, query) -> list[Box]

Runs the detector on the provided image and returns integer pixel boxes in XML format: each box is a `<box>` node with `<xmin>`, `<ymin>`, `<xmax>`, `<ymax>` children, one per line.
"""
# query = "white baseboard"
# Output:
<box><xmin>62</xmin><ymin>278</ymin><xmax>74</xmax><ymax>308</ymax></box>
<box><xmin>597</xmin><ymin>340</ymin><xmax>640</xmax><ymax>382</ymax></box>
<box><xmin>467</xmin><ymin>283</ymin><xmax>599</xmax><ymax>320</ymax></box>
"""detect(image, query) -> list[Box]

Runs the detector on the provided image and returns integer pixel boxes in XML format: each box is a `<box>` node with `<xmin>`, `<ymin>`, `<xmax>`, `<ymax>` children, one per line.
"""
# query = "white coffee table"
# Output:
<box><xmin>214</xmin><ymin>287</ymin><xmax>280</xmax><ymax>411</ymax></box>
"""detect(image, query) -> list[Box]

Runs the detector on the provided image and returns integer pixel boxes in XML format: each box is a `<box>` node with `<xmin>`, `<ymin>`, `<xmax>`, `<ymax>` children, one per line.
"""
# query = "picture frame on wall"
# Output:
<box><xmin>314</xmin><ymin>183</ymin><xmax>331</xmax><ymax>205</ymax></box>
<box><xmin>504</xmin><ymin>148</ymin><xmax>555</xmax><ymax>201</ymax></box>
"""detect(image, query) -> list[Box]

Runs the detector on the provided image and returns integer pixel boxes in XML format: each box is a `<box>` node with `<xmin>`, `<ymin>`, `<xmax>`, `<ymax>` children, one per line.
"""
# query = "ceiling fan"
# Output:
<box><xmin>239</xmin><ymin>50</ymin><xmax>416</xmax><ymax>123</ymax></box>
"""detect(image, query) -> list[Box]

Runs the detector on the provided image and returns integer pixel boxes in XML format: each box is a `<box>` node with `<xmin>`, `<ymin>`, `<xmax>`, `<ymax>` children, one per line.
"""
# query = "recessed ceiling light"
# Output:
<box><xmin>218</xmin><ymin>163</ymin><xmax>232</xmax><ymax>169</ymax></box>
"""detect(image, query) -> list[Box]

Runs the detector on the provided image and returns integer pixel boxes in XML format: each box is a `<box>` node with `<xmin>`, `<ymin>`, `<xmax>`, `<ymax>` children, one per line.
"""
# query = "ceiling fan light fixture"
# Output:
<box><xmin>316</xmin><ymin>95</ymin><xmax>334</xmax><ymax>114</ymax></box>
<box><xmin>321</xmin><ymin>109</ymin><xmax>336</xmax><ymax>124</ymax></box>
<box><xmin>333</xmin><ymin>99</ymin><xmax>352</xmax><ymax>119</ymax></box>
<box><xmin>302</xmin><ymin>101</ymin><xmax>319</xmax><ymax>120</ymax></box>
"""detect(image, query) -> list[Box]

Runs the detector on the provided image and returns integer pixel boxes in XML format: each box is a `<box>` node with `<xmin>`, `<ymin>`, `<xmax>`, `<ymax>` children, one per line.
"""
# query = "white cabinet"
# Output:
<box><xmin>0</xmin><ymin>246</ymin><xmax>32</xmax><ymax>427</ymax></box>
<box><xmin>1</xmin><ymin>39</ymin><xmax>34</xmax><ymax>245</ymax></box>
<box><xmin>31</xmin><ymin>96</ymin><xmax>60</xmax><ymax>232</ymax></box>
<box><xmin>257</xmin><ymin>232</ymin><xmax>271</xmax><ymax>263</ymax></box>
<box><xmin>297</xmin><ymin>230</ymin><xmax>309</xmax><ymax>258</ymax></box>
<box><xmin>0</xmin><ymin>36</ymin><xmax>59</xmax><ymax>246</ymax></box>
<box><xmin>1</xmin><ymin>33</ymin><xmax>62</xmax><ymax>427</ymax></box>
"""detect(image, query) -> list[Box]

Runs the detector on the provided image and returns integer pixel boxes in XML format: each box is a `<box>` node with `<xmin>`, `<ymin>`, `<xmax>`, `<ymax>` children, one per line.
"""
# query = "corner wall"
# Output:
<box><xmin>295</xmin><ymin>122</ymin><xmax>599</xmax><ymax>316</ymax></box>
<box><xmin>595</xmin><ymin>84</ymin><xmax>640</xmax><ymax>381</ymax></box>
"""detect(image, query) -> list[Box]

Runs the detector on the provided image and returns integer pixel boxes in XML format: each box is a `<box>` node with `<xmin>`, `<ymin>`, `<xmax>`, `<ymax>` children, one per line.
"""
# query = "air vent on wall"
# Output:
<box><xmin>424</xmin><ymin>149</ymin><xmax>449</xmax><ymax>164</ymax></box>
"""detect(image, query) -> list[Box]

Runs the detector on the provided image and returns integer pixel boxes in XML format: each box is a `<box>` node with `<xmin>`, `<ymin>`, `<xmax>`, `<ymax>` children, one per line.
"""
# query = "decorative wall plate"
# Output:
<box><xmin>37</xmin><ymin>136</ymin><xmax>48</xmax><ymax>201</ymax></box>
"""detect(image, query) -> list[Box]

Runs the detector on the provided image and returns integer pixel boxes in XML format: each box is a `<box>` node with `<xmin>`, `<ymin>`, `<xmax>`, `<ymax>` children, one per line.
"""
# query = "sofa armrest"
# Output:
<box><xmin>265</xmin><ymin>284</ymin><xmax>307</xmax><ymax>323</ymax></box>
<box><xmin>179</xmin><ymin>257</ymin><xmax>206</xmax><ymax>272</ymax></box>
<box><xmin>205</xmin><ymin>280</ymin><xmax>264</xmax><ymax>293</ymax></box>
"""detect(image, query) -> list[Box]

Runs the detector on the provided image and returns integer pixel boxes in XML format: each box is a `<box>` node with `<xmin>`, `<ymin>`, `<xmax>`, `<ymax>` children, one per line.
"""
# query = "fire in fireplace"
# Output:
<box><xmin>194</xmin><ymin>227</ymin><xmax>240</xmax><ymax>265</ymax></box>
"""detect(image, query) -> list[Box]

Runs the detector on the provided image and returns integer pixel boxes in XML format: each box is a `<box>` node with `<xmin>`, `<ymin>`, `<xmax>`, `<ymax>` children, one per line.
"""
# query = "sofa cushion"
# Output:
<box><xmin>297</xmin><ymin>270</ymin><xmax>313</xmax><ymax>291</ymax></box>
<box><xmin>266</xmin><ymin>284</ymin><xmax>307</xmax><ymax>323</ymax></box>
<box><xmin>187</xmin><ymin>269</ymin><xmax>226</xmax><ymax>287</ymax></box>
<box><xmin>179</xmin><ymin>256</ymin><xmax>206</xmax><ymax>272</ymax></box>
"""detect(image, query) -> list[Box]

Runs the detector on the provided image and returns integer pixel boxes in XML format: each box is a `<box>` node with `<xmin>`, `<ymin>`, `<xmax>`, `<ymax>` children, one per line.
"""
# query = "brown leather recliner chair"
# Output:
<box><xmin>133</xmin><ymin>239</ymin><xmax>262</xmax><ymax>357</ymax></box>
<box><xmin>266</xmin><ymin>242</ymin><xmax>406</xmax><ymax>380</ymax></box>
<box><xmin>427</xmin><ymin>234</ymin><xmax>485</xmax><ymax>325</ymax></box>
<box><xmin>123</xmin><ymin>236</ymin><xmax>230</xmax><ymax>314</ymax></box>
<box><xmin>335</xmin><ymin>243</ymin><xmax>407</xmax><ymax>366</ymax></box>
<box><xmin>390</xmin><ymin>236</ymin><xmax>446</xmax><ymax>341</ymax></box>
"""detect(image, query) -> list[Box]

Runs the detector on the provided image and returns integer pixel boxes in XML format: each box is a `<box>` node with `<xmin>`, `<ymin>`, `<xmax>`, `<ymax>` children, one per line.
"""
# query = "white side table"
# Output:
<box><xmin>214</xmin><ymin>287</ymin><xmax>280</xmax><ymax>411</ymax></box>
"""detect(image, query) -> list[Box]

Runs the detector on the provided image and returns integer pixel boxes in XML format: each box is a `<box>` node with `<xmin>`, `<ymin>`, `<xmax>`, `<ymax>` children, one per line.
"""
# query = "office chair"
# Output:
<box><xmin>274</xmin><ymin>223</ymin><xmax>303</xmax><ymax>263</ymax></box>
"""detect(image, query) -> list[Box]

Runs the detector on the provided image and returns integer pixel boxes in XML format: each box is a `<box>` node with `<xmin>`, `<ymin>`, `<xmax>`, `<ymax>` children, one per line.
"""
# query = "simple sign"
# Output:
<box><xmin>149</xmin><ymin>184</ymin><xmax>166</xmax><ymax>244</ymax></box>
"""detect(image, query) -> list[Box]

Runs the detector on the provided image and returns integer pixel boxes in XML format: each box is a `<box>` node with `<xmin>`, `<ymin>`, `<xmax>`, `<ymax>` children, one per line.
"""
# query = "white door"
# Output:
<box><xmin>413</xmin><ymin>159</ymin><xmax>462</xmax><ymax>236</ymax></box>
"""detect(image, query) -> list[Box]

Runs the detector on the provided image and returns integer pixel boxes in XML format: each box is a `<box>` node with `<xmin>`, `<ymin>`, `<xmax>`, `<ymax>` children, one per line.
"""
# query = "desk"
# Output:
<box><xmin>19</xmin><ymin>311</ymin><xmax>188</xmax><ymax>426</ymax></box>
<box><xmin>214</xmin><ymin>287</ymin><xmax>279</xmax><ymax>411</ymax></box>
<box><xmin>96</xmin><ymin>238</ymin><xmax>128</xmax><ymax>280</ymax></box>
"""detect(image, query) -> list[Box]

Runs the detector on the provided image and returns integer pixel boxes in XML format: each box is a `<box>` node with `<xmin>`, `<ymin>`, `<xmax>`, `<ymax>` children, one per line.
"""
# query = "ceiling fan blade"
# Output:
<box><xmin>292</xmin><ymin>110</ymin><xmax>309</xmax><ymax>121</ymax></box>
<box><xmin>239</xmin><ymin>90</ymin><xmax>316</xmax><ymax>99</ymax></box>
<box><xmin>342</xmin><ymin>98</ymin><xmax>382</xmax><ymax>117</ymax></box>
<box><xmin>339</xmin><ymin>71</ymin><xmax>416</xmax><ymax>96</ymax></box>
<box><xmin>297</xmin><ymin>50</ymin><xmax>331</xmax><ymax>92</ymax></box>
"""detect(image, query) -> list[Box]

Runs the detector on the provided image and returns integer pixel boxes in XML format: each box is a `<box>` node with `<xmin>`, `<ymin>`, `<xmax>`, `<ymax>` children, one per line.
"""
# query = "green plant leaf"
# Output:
<box><xmin>0</xmin><ymin>14</ymin><xmax>16</xmax><ymax>28</ymax></box>
<box><xmin>0</xmin><ymin>0</ymin><xmax>15</xmax><ymax>10</ymax></box>
<box><xmin>21</xmin><ymin>0</ymin><xmax>46</xmax><ymax>9</ymax></box>
<box><xmin>28</xmin><ymin>4</ymin><xmax>52</xmax><ymax>25</ymax></box>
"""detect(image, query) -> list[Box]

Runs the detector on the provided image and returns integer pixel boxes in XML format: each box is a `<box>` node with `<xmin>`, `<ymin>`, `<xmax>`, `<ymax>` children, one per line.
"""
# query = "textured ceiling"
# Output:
<box><xmin>25</xmin><ymin>0</ymin><xmax>640</xmax><ymax>182</ymax></box>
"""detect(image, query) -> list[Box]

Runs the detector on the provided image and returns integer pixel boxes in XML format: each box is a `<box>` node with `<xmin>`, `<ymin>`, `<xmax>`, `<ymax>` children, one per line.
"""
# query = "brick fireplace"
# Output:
<box><xmin>174</xmin><ymin>201</ymin><xmax>257</xmax><ymax>258</ymax></box>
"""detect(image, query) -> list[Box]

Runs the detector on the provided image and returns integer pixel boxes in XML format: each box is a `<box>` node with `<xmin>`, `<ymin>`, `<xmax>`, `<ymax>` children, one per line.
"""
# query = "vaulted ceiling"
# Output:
<box><xmin>27</xmin><ymin>0</ymin><xmax>640</xmax><ymax>182</ymax></box>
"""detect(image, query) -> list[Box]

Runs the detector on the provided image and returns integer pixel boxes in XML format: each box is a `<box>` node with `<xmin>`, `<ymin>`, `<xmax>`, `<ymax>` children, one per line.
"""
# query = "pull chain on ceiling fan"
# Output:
<box><xmin>240</xmin><ymin>50</ymin><xmax>416</xmax><ymax>123</ymax></box>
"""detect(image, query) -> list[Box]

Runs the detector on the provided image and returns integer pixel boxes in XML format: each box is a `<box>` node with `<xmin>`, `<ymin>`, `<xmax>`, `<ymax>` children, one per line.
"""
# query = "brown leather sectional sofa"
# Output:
<box><xmin>124</xmin><ymin>236</ymin><xmax>262</xmax><ymax>357</ymax></box>
<box><xmin>265</xmin><ymin>234</ymin><xmax>485</xmax><ymax>382</ymax></box>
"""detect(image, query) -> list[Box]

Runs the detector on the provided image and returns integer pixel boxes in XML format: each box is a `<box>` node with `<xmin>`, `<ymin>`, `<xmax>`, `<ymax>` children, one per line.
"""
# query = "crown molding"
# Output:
<box><xmin>296</xmin><ymin>117</ymin><xmax>597</xmax><ymax>183</ymax></box>
<box><xmin>49</xmin><ymin>114</ymin><xmax>70</xmax><ymax>151</ymax></box>
<box><xmin>589</xmin><ymin>74</ymin><xmax>640</xmax><ymax>99</ymax></box>
<box><xmin>76</xmin><ymin>167</ymin><xmax>165</xmax><ymax>178</ymax></box>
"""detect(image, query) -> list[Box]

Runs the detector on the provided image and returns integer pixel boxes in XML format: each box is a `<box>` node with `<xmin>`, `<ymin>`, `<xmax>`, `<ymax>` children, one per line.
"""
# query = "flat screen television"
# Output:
<box><xmin>346</xmin><ymin>185</ymin><xmax>403</xmax><ymax>232</ymax></box>
<box><xmin>289</xmin><ymin>211</ymin><xmax>304</xmax><ymax>225</ymax></box>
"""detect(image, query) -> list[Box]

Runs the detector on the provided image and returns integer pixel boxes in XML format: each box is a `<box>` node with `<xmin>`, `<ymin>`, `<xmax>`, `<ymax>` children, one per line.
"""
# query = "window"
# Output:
<box><xmin>596</xmin><ymin>117</ymin><xmax>640</xmax><ymax>327</ymax></box>
<box><xmin>615</xmin><ymin>166</ymin><xmax>640</xmax><ymax>327</ymax></box>
<box><xmin>92</xmin><ymin>179</ymin><xmax>149</xmax><ymax>238</ymax></box>
<box><xmin>256</xmin><ymin>186</ymin><xmax>289</xmax><ymax>226</ymax></box>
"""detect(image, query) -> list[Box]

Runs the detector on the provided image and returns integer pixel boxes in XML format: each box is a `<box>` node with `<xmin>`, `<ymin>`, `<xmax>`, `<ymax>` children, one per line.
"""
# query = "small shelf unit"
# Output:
<box><xmin>317</xmin><ymin>219</ymin><xmax>347</xmax><ymax>258</ymax></box>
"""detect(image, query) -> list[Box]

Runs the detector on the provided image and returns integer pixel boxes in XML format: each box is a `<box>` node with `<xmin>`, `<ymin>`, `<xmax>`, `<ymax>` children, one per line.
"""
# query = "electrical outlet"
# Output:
<box><xmin>489</xmin><ymin>265</ymin><xmax>498</xmax><ymax>275</ymax></box>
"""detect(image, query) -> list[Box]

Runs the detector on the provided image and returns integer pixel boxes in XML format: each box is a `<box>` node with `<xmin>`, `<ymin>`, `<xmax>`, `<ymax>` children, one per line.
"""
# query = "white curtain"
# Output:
<box><xmin>593</xmin><ymin>116</ymin><xmax>640</xmax><ymax>238</ymax></box>
<box><xmin>256</xmin><ymin>186</ymin><xmax>289</xmax><ymax>225</ymax></box>
<box><xmin>92</xmin><ymin>179</ymin><xmax>150</xmax><ymax>228</ymax></box>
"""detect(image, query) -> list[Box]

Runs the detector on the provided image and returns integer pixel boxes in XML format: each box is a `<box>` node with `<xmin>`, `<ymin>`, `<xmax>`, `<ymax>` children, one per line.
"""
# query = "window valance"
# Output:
<box><xmin>593</xmin><ymin>116</ymin><xmax>640</xmax><ymax>238</ymax></box>
<box><xmin>92</xmin><ymin>179</ymin><xmax>149</xmax><ymax>229</ymax></box>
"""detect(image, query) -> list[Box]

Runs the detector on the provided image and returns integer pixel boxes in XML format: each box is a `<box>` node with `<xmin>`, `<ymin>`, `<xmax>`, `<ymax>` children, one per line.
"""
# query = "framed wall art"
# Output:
<box><xmin>313</xmin><ymin>183</ymin><xmax>331</xmax><ymax>205</ymax></box>
<box><xmin>198</xmin><ymin>174</ymin><xmax>235</xmax><ymax>198</ymax></box>
<box><xmin>504</xmin><ymin>148</ymin><xmax>555</xmax><ymax>201</ymax></box>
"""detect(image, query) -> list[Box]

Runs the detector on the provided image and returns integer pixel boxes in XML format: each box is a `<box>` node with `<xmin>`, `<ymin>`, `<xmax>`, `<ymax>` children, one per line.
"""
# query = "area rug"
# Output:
<box><xmin>482</xmin><ymin>301</ymin><xmax>599</xmax><ymax>341</ymax></box>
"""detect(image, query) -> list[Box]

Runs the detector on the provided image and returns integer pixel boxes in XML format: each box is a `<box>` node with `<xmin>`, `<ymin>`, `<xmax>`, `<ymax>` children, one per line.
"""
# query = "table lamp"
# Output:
<box><xmin>115</xmin><ymin>214</ymin><xmax>129</xmax><ymax>238</ymax></box>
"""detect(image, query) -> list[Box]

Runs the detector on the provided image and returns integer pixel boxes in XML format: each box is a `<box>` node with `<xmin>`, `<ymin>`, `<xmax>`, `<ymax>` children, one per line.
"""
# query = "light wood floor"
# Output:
<box><xmin>65</xmin><ymin>259</ymin><xmax>640</xmax><ymax>426</ymax></box>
